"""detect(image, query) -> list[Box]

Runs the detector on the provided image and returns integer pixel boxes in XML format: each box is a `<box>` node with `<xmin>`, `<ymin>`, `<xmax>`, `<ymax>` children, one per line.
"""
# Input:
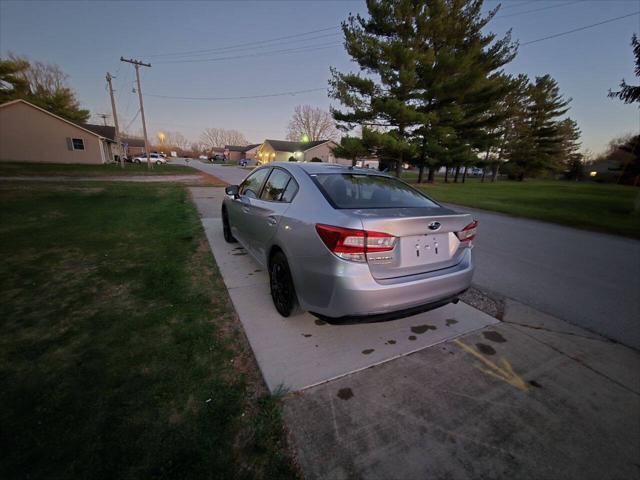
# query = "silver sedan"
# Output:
<box><xmin>222</xmin><ymin>162</ymin><xmax>477</xmax><ymax>322</ymax></box>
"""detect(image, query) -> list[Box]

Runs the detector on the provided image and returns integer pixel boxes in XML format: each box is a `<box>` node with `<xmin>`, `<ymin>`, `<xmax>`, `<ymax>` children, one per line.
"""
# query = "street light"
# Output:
<box><xmin>301</xmin><ymin>134</ymin><xmax>309</xmax><ymax>143</ymax></box>
<box><xmin>157</xmin><ymin>131</ymin><xmax>166</xmax><ymax>144</ymax></box>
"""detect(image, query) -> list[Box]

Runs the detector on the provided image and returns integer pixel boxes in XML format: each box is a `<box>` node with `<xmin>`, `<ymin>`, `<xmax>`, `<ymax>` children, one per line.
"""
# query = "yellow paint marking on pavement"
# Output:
<box><xmin>453</xmin><ymin>339</ymin><xmax>529</xmax><ymax>392</ymax></box>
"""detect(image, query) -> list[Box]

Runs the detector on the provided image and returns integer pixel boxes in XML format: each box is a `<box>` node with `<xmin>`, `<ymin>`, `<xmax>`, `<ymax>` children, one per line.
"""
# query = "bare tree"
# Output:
<box><xmin>200</xmin><ymin>128</ymin><xmax>248</xmax><ymax>150</ymax></box>
<box><xmin>286</xmin><ymin>105</ymin><xmax>339</xmax><ymax>142</ymax></box>
<box><xmin>3</xmin><ymin>53</ymin><xmax>89</xmax><ymax>122</ymax></box>
<box><xmin>190</xmin><ymin>142</ymin><xmax>205</xmax><ymax>154</ymax></box>
<box><xmin>163</xmin><ymin>131</ymin><xmax>191</xmax><ymax>150</ymax></box>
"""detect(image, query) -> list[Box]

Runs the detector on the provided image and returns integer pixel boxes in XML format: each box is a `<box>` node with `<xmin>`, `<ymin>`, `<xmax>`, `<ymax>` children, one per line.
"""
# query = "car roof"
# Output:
<box><xmin>269</xmin><ymin>161</ymin><xmax>389</xmax><ymax>176</ymax></box>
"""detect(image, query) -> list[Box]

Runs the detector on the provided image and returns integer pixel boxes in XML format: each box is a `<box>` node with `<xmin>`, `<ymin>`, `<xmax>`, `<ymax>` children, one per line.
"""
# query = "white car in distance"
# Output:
<box><xmin>132</xmin><ymin>153</ymin><xmax>166</xmax><ymax>165</ymax></box>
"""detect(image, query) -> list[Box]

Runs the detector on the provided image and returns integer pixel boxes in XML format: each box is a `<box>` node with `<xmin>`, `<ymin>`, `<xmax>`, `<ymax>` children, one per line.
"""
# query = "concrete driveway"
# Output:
<box><xmin>189</xmin><ymin>185</ymin><xmax>640</xmax><ymax>479</ymax></box>
<box><xmin>284</xmin><ymin>311</ymin><xmax>640</xmax><ymax>480</ymax></box>
<box><xmin>190</xmin><ymin>187</ymin><xmax>497</xmax><ymax>391</ymax></box>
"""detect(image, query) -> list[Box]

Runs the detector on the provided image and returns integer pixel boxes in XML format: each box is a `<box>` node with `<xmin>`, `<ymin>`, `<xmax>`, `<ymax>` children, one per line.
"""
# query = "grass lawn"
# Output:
<box><xmin>0</xmin><ymin>183</ymin><xmax>298</xmax><ymax>479</ymax></box>
<box><xmin>0</xmin><ymin>162</ymin><xmax>199</xmax><ymax>176</ymax></box>
<box><xmin>415</xmin><ymin>180</ymin><xmax>640</xmax><ymax>239</ymax></box>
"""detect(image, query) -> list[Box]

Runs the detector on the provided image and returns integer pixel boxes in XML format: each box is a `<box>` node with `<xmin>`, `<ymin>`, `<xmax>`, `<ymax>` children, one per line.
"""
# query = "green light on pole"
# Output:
<box><xmin>301</xmin><ymin>134</ymin><xmax>309</xmax><ymax>143</ymax></box>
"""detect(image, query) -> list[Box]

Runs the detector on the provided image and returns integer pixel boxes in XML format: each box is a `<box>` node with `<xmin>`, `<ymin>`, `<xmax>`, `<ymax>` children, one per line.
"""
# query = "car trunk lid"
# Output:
<box><xmin>353</xmin><ymin>207</ymin><xmax>474</xmax><ymax>280</ymax></box>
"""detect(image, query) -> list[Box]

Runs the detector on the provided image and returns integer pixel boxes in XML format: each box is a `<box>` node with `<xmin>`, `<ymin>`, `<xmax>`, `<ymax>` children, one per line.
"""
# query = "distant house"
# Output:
<box><xmin>0</xmin><ymin>99</ymin><xmax>118</xmax><ymax>164</ymax></box>
<box><xmin>254</xmin><ymin>139</ymin><xmax>347</xmax><ymax>164</ymax></box>
<box><xmin>225</xmin><ymin>144</ymin><xmax>260</xmax><ymax>162</ymax></box>
<box><xmin>120</xmin><ymin>137</ymin><xmax>146</xmax><ymax>158</ymax></box>
<box><xmin>244</xmin><ymin>144</ymin><xmax>261</xmax><ymax>161</ymax></box>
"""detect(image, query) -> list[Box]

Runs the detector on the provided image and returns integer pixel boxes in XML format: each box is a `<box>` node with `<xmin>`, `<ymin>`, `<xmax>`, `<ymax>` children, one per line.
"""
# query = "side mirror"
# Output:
<box><xmin>225</xmin><ymin>185</ymin><xmax>240</xmax><ymax>197</ymax></box>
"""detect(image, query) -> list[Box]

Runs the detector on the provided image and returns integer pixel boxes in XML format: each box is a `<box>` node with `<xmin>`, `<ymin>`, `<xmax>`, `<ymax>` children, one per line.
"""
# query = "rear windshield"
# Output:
<box><xmin>312</xmin><ymin>173</ymin><xmax>439</xmax><ymax>209</ymax></box>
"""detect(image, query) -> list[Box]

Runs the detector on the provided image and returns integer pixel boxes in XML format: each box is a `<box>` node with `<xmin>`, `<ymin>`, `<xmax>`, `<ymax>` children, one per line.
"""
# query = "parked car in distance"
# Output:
<box><xmin>198</xmin><ymin>155</ymin><xmax>208</xmax><ymax>160</ymax></box>
<box><xmin>209</xmin><ymin>154</ymin><xmax>225</xmax><ymax>162</ymax></box>
<box><xmin>222</xmin><ymin>163</ymin><xmax>477</xmax><ymax>321</ymax></box>
<box><xmin>132</xmin><ymin>153</ymin><xmax>166</xmax><ymax>165</ymax></box>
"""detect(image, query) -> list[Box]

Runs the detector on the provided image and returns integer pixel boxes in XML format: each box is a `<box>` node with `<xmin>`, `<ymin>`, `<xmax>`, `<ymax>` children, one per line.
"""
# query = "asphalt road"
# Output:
<box><xmin>454</xmin><ymin>204</ymin><xmax>640</xmax><ymax>350</ymax></box>
<box><xmin>179</xmin><ymin>161</ymin><xmax>640</xmax><ymax>350</ymax></box>
<box><xmin>175</xmin><ymin>159</ymin><xmax>250</xmax><ymax>184</ymax></box>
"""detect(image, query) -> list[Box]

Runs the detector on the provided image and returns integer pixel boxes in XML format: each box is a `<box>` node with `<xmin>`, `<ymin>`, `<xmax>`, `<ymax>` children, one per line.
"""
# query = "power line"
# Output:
<box><xmin>492</xmin><ymin>1</ymin><xmax>531</xmax><ymax>12</ymax></box>
<box><xmin>150</xmin><ymin>32</ymin><xmax>340</xmax><ymax>60</ymax></box>
<box><xmin>147</xmin><ymin>26</ymin><xmax>338</xmax><ymax>58</ymax></box>
<box><xmin>521</xmin><ymin>11</ymin><xmax>639</xmax><ymax>45</ymax></box>
<box><xmin>146</xmin><ymin>87</ymin><xmax>327</xmax><ymax>101</ymax></box>
<box><xmin>496</xmin><ymin>1</ymin><xmax>582</xmax><ymax>19</ymax></box>
<box><xmin>155</xmin><ymin>41</ymin><xmax>342</xmax><ymax>64</ymax></box>
<box><xmin>123</xmin><ymin>109</ymin><xmax>141</xmax><ymax>132</ymax></box>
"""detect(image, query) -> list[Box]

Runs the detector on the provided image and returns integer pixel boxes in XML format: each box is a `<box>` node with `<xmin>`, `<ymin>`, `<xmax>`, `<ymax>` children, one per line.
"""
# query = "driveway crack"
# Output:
<box><xmin>502</xmin><ymin>320</ymin><xmax>614</xmax><ymax>344</ymax></box>
<box><xmin>505</xmin><ymin>325</ymin><xmax>640</xmax><ymax>397</ymax></box>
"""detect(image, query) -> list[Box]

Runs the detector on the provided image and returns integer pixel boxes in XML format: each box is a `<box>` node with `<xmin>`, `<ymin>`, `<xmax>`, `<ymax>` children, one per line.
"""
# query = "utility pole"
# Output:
<box><xmin>97</xmin><ymin>113</ymin><xmax>110</xmax><ymax>126</ymax></box>
<box><xmin>106</xmin><ymin>72</ymin><xmax>123</xmax><ymax>168</ymax></box>
<box><xmin>120</xmin><ymin>57</ymin><xmax>152</xmax><ymax>169</ymax></box>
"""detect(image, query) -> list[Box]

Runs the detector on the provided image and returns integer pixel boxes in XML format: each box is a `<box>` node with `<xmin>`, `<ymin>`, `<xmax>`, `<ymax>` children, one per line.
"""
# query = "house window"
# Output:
<box><xmin>72</xmin><ymin>138</ymin><xmax>85</xmax><ymax>150</ymax></box>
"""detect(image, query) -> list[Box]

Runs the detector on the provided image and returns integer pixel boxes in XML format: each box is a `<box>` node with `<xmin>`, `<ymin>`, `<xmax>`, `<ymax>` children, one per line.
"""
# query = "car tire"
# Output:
<box><xmin>269</xmin><ymin>251</ymin><xmax>297</xmax><ymax>317</ymax></box>
<box><xmin>156</xmin><ymin>160</ymin><xmax>161</xmax><ymax>165</ymax></box>
<box><xmin>222</xmin><ymin>208</ymin><xmax>237</xmax><ymax>243</ymax></box>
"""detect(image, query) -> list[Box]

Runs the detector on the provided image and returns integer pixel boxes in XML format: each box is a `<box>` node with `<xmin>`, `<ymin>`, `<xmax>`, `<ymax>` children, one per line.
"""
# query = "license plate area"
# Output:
<box><xmin>400</xmin><ymin>233</ymin><xmax>449</xmax><ymax>267</ymax></box>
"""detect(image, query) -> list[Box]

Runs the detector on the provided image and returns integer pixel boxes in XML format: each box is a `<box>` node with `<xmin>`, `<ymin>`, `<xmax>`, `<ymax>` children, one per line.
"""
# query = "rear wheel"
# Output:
<box><xmin>222</xmin><ymin>208</ymin><xmax>237</xmax><ymax>243</ymax></box>
<box><xmin>269</xmin><ymin>251</ymin><xmax>297</xmax><ymax>317</ymax></box>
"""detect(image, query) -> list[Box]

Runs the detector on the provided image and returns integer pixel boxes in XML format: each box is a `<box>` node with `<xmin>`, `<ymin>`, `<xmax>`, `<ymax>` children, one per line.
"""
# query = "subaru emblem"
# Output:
<box><xmin>428</xmin><ymin>221</ymin><xmax>441</xmax><ymax>231</ymax></box>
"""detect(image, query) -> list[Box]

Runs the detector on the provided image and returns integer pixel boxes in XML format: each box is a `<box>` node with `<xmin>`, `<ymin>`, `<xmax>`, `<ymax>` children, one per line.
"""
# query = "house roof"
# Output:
<box><xmin>121</xmin><ymin>137</ymin><xmax>145</xmax><ymax>148</ymax></box>
<box><xmin>0</xmin><ymin>99</ymin><xmax>106</xmax><ymax>139</ymax></box>
<box><xmin>82</xmin><ymin>124</ymin><xmax>116</xmax><ymax>142</ymax></box>
<box><xmin>264</xmin><ymin>139</ymin><xmax>330</xmax><ymax>152</ymax></box>
<box><xmin>226</xmin><ymin>144</ymin><xmax>260</xmax><ymax>152</ymax></box>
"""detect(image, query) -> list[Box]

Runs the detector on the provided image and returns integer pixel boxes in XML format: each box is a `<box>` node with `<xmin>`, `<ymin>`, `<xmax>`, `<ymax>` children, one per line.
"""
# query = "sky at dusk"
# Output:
<box><xmin>1</xmin><ymin>0</ymin><xmax>638</xmax><ymax>155</ymax></box>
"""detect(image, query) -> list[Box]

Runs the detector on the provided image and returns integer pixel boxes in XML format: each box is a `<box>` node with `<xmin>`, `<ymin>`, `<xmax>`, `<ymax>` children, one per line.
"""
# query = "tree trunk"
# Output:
<box><xmin>491</xmin><ymin>164</ymin><xmax>499</xmax><ymax>182</ymax></box>
<box><xmin>454</xmin><ymin>166</ymin><xmax>461</xmax><ymax>183</ymax></box>
<box><xmin>462</xmin><ymin>166</ymin><xmax>468</xmax><ymax>183</ymax></box>
<box><xmin>396</xmin><ymin>125</ymin><xmax>405</xmax><ymax>178</ymax></box>
<box><xmin>352</xmin><ymin>157</ymin><xmax>358</xmax><ymax>167</ymax></box>
<box><xmin>517</xmin><ymin>172</ymin><xmax>525</xmax><ymax>182</ymax></box>
<box><xmin>427</xmin><ymin>166</ymin><xmax>435</xmax><ymax>183</ymax></box>
<box><xmin>417</xmin><ymin>135</ymin><xmax>427</xmax><ymax>184</ymax></box>
<box><xmin>444</xmin><ymin>167</ymin><xmax>449</xmax><ymax>183</ymax></box>
<box><xmin>481</xmin><ymin>148</ymin><xmax>491</xmax><ymax>183</ymax></box>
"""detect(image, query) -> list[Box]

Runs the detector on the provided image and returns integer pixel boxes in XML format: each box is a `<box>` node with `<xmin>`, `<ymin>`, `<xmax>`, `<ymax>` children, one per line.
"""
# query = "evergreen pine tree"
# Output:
<box><xmin>558</xmin><ymin>118</ymin><xmax>583</xmax><ymax>179</ymax></box>
<box><xmin>329</xmin><ymin>0</ymin><xmax>426</xmax><ymax>177</ymax></box>
<box><xmin>504</xmin><ymin>75</ymin><xmax>572</xmax><ymax>180</ymax></box>
<box><xmin>609</xmin><ymin>34</ymin><xmax>640</xmax><ymax>104</ymax></box>
<box><xmin>408</xmin><ymin>0</ymin><xmax>517</xmax><ymax>183</ymax></box>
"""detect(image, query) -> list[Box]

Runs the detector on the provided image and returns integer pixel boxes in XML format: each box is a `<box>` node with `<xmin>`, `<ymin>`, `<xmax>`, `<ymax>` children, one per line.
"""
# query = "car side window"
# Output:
<box><xmin>260</xmin><ymin>169</ymin><xmax>293</xmax><ymax>202</ymax></box>
<box><xmin>239</xmin><ymin>168</ymin><xmax>269</xmax><ymax>199</ymax></box>
<box><xmin>281</xmin><ymin>178</ymin><xmax>299</xmax><ymax>203</ymax></box>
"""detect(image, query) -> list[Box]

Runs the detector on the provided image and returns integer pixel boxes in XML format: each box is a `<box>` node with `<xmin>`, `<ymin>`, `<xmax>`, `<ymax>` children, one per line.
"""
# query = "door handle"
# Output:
<box><xmin>267</xmin><ymin>215</ymin><xmax>277</xmax><ymax>226</ymax></box>
<box><xmin>242</xmin><ymin>206</ymin><xmax>250</xmax><ymax>214</ymax></box>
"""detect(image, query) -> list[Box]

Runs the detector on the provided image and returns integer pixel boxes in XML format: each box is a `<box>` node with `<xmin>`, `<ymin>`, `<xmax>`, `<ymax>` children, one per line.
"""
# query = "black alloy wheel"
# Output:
<box><xmin>269</xmin><ymin>251</ymin><xmax>296</xmax><ymax>317</ymax></box>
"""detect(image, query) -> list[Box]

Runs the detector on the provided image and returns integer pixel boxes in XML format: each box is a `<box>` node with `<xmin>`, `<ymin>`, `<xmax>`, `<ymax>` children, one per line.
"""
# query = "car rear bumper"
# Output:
<box><xmin>295</xmin><ymin>248</ymin><xmax>474</xmax><ymax>320</ymax></box>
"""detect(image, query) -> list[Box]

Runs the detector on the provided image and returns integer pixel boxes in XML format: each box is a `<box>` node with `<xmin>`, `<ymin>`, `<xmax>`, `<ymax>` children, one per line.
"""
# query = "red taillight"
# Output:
<box><xmin>456</xmin><ymin>220</ymin><xmax>478</xmax><ymax>242</ymax></box>
<box><xmin>315</xmin><ymin>224</ymin><xmax>396</xmax><ymax>262</ymax></box>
